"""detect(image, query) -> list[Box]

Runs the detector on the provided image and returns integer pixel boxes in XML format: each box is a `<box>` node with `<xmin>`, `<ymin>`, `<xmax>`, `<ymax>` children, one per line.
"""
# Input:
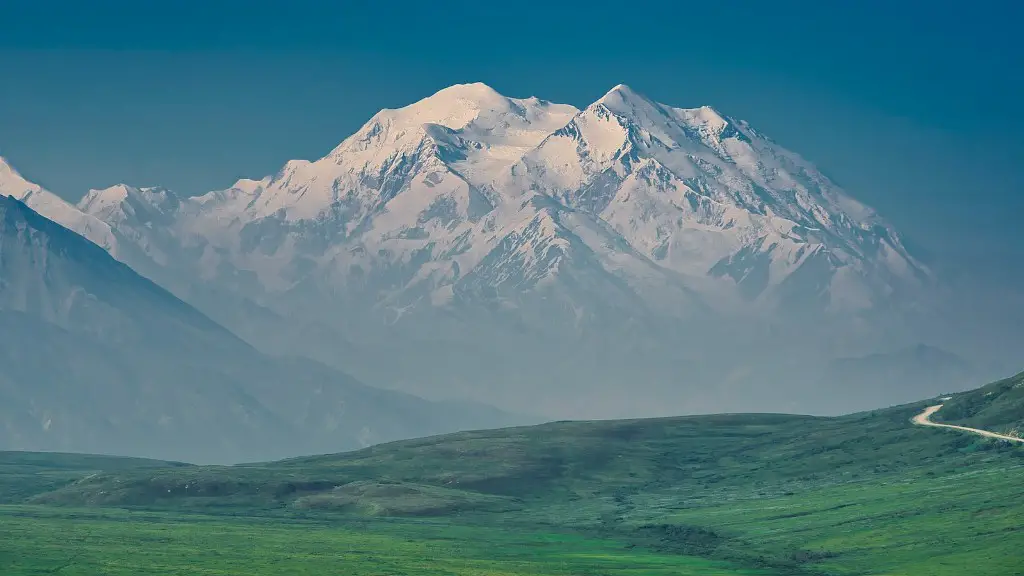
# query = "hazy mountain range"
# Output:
<box><xmin>0</xmin><ymin>193</ymin><xmax>524</xmax><ymax>463</ymax></box>
<box><xmin>1</xmin><ymin>83</ymin><xmax>1019</xmax><ymax>427</ymax></box>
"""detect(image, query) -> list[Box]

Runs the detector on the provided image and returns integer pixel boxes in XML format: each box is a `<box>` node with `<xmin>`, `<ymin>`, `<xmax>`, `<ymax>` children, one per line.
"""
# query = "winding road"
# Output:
<box><xmin>912</xmin><ymin>404</ymin><xmax>1024</xmax><ymax>443</ymax></box>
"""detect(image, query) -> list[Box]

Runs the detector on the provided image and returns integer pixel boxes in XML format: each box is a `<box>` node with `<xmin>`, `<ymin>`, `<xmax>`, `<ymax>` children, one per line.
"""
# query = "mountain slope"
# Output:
<box><xmin>0</xmin><ymin>195</ymin><xmax>522</xmax><ymax>463</ymax></box>
<box><xmin>504</xmin><ymin>84</ymin><xmax>927</xmax><ymax>314</ymax></box>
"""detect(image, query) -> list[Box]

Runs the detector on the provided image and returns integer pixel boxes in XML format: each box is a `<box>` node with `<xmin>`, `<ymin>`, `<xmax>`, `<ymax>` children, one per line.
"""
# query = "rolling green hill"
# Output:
<box><xmin>2</xmin><ymin>379</ymin><xmax>1023</xmax><ymax>575</ymax></box>
<box><xmin>0</xmin><ymin>451</ymin><xmax>185</xmax><ymax>503</ymax></box>
<box><xmin>933</xmin><ymin>371</ymin><xmax>1024</xmax><ymax>435</ymax></box>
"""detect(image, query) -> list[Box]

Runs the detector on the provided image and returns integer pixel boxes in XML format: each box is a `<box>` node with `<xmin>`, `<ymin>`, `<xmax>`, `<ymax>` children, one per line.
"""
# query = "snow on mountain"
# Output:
<box><xmin>5</xmin><ymin>83</ymin><xmax>924</xmax><ymax>319</ymax></box>
<box><xmin>502</xmin><ymin>84</ymin><xmax>927</xmax><ymax>312</ymax></box>
<box><xmin>131</xmin><ymin>82</ymin><xmax>922</xmax><ymax>321</ymax></box>
<box><xmin>78</xmin><ymin>183</ymin><xmax>181</xmax><ymax>226</ymax></box>
<box><xmin>197</xmin><ymin>82</ymin><xmax>577</xmax><ymax>226</ymax></box>
<box><xmin>0</xmin><ymin>157</ymin><xmax>118</xmax><ymax>254</ymax></box>
<box><xmin>76</xmin><ymin>184</ymin><xmax>185</xmax><ymax>266</ymax></box>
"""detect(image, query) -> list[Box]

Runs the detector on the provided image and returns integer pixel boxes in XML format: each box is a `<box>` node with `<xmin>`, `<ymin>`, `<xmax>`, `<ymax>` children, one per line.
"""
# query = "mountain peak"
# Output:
<box><xmin>78</xmin><ymin>184</ymin><xmax>136</xmax><ymax>213</ymax></box>
<box><xmin>77</xmin><ymin>183</ymin><xmax>182</xmax><ymax>227</ymax></box>
<box><xmin>309</xmin><ymin>82</ymin><xmax>579</xmax><ymax>196</ymax></box>
<box><xmin>367</xmin><ymin>82</ymin><xmax>515</xmax><ymax>133</ymax></box>
<box><xmin>365</xmin><ymin>82</ymin><xmax>576</xmax><ymax>137</ymax></box>
<box><xmin>590</xmin><ymin>83</ymin><xmax>668</xmax><ymax>128</ymax></box>
<box><xmin>0</xmin><ymin>158</ymin><xmax>99</xmax><ymax>215</ymax></box>
<box><xmin>683</xmin><ymin>105</ymin><xmax>729</xmax><ymax>132</ymax></box>
<box><xmin>602</xmin><ymin>83</ymin><xmax>639</xmax><ymax>98</ymax></box>
<box><xmin>596</xmin><ymin>83</ymin><xmax>651</xmax><ymax>107</ymax></box>
<box><xmin>0</xmin><ymin>155</ymin><xmax>41</xmax><ymax>195</ymax></box>
<box><xmin>430</xmin><ymin>82</ymin><xmax>505</xmax><ymax>101</ymax></box>
<box><xmin>595</xmin><ymin>86</ymin><xmax>724</xmax><ymax>129</ymax></box>
<box><xmin>0</xmin><ymin>155</ymin><xmax>18</xmax><ymax>175</ymax></box>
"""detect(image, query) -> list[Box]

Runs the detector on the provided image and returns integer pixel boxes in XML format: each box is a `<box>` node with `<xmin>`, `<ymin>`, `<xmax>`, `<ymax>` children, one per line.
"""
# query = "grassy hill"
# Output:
<box><xmin>2</xmin><ymin>381</ymin><xmax>1023</xmax><ymax>575</ymax></box>
<box><xmin>0</xmin><ymin>451</ymin><xmax>185</xmax><ymax>503</ymax></box>
<box><xmin>933</xmin><ymin>371</ymin><xmax>1024</xmax><ymax>435</ymax></box>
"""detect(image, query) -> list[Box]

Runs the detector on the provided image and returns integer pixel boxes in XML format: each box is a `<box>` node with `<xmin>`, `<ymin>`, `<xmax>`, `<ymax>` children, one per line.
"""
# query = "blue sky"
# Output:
<box><xmin>1</xmin><ymin>0</ymin><xmax>1021</xmax><ymax>280</ymax></box>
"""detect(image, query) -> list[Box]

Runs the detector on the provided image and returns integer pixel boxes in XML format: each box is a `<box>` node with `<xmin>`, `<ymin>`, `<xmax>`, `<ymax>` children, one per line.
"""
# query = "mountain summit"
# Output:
<box><xmin>3</xmin><ymin>85</ymin><xmax>960</xmax><ymax>418</ymax></box>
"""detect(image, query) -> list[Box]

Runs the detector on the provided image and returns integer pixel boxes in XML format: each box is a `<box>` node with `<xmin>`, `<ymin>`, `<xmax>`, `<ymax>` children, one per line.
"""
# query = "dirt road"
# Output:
<box><xmin>912</xmin><ymin>404</ymin><xmax>1024</xmax><ymax>443</ymax></box>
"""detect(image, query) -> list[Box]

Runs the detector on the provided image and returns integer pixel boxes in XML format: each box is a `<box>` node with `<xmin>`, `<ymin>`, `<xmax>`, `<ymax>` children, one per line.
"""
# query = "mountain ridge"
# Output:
<box><xmin>0</xmin><ymin>156</ymin><xmax>119</xmax><ymax>254</ymax></box>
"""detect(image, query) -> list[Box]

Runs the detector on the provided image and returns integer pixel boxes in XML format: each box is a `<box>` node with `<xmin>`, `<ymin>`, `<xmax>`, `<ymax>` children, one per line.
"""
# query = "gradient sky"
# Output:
<box><xmin>1</xmin><ymin>0</ymin><xmax>1021</xmax><ymax>281</ymax></box>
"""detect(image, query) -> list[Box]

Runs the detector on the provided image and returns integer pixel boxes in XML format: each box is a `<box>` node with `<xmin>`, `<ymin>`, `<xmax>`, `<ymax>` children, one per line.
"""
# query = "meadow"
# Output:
<box><xmin>0</xmin><ymin>506</ymin><xmax>765</xmax><ymax>576</ymax></box>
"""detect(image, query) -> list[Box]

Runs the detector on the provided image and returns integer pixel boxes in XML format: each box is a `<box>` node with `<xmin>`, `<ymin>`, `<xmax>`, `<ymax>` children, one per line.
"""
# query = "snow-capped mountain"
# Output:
<box><xmin>73</xmin><ymin>84</ymin><xmax>926</xmax><ymax>318</ymax></box>
<box><xmin>5</xmin><ymin>84</ymin><xmax>969</xmax><ymax>418</ymax></box>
